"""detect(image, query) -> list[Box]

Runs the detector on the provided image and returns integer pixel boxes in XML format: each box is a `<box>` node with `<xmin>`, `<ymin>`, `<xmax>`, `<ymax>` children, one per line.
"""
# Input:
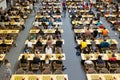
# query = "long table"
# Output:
<box><xmin>36</xmin><ymin>15</ymin><xmax>61</xmax><ymax>18</ymax></box>
<box><xmin>0</xmin><ymin>30</ymin><xmax>19</xmax><ymax>34</ymax></box>
<box><xmin>11</xmin><ymin>74</ymin><xmax>68</xmax><ymax>80</ymax></box>
<box><xmin>18</xmin><ymin>54</ymin><xmax>66</xmax><ymax>60</ymax></box>
<box><xmin>30</xmin><ymin>29</ymin><xmax>63</xmax><ymax>33</ymax></box>
<box><xmin>0</xmin><ymin>22</ymin><xmax>24</xmax><ymax>25</ymax></box>
<box><xmin>0</xmin><ymin>40</ymin><xmax>14</xmax><ymax>44</ymax></box>
<box><xmin>74</xmin><ymin>29</ymin><xmax>105</xmax><ymax>33</ymax></box>
<box><xmin>25</xmin><ymin>39</ymin><xmax>64</xmax><ymax>45</ymax></box>
<box><xmin>81</xmin><ymin>53</ymin><xmax>120</xmax><ymax>60</ymax></box>
<box><xmin>76</xmin><ymin>39</ymin><xmax>118</xmax><ymax>45</ymax></box>
<box><xmin>33</xmin><ymin>22</ymin><xmax>62</xmax><ymax>25</ymax></box>
<box><xmin>86</xmin><ymin>74</ymin><xmax>120</xmax><ymax>80</ymax></box>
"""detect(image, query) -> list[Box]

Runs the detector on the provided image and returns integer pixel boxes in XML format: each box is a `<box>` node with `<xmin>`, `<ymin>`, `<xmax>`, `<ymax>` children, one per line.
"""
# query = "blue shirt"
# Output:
<box><xmin>97</xmin><ymin>21</ymin><xmax>101</xmax><ymax>26</ymax></box>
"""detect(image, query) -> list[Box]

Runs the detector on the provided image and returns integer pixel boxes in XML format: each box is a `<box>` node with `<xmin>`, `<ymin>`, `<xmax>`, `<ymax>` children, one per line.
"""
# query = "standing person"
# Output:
<box><xmin>33</xmin><ymin>0</ymin><xmax>37</xmax><ymax>13</ymax></box>
<box><xmin>62</xmin><ymin>1</ymin><xmax>66</xmax><ymax>7</ymax></box>
<box><xmin>63</xmin><ymin>6</ymin><xmax>66</xmax><ymax>17</ymax></box>
<box><xmin>4</xmin><ymin>59</ymin><xmax>12</xmax><ymax>80</ymax></box>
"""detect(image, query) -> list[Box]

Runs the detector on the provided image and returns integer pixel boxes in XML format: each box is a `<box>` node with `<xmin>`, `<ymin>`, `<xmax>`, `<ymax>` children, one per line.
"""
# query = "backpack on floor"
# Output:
<box><xmin>76</xmin><ymin>49</ymin><xmax>80</xmax><ymax>56</ymax></box>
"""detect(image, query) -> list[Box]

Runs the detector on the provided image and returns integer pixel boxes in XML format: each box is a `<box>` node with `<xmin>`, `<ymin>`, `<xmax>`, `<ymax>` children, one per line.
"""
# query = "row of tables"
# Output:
<box><xmin>67</xmin><ymin>0</ymin><xmax>119</xmax><ymax>80</ymax></box>
<box><xmin>10</xmin><ymin>0</ymin><xmax>68</xmax><ymax>80</ymax></box>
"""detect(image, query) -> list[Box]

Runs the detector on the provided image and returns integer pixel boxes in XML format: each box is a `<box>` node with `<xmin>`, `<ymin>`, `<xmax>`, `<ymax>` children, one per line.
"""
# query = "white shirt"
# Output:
<box><xmin>27</xmin><ymin>41</ymin><xmax>33</xmax><ymax>48</ymax></box>
<box><xmin>45</xmin><ymin>47</ymin><xmax>52</xmax><ymax>54</ymax></box>
<box><xmin>84</xmin><ymin>60</ymin><xmax>93</xmax><ymax>64</ymax></box>
<box><xmin>33</xmin><ymin>21</ymin><xmax>39</xmax><ymax>26</ymax></box>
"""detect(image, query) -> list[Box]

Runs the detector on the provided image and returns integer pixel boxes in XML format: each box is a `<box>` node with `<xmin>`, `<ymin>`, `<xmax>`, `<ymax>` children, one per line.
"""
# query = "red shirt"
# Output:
<box><xmin>99</xmin><ymin>25</ymin><xmax>105</xmax><ymax>29</ymax></box>
<box><xmin>109</xmin><ymin>57</ymin><xmax>117</xmax><ymax>62</ymax></box>
<box><xmin>62</xmin><ymin>2</ymin><xmax>65</xmax><ymax>6</ymax></box>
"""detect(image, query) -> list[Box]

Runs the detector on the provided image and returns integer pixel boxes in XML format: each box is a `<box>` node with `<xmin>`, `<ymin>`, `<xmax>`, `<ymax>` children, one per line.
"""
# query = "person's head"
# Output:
<box><xmin>4</xmin><ymin>59</ymin><xmax>9</xmax><ymax>65</ymax></box>
<box><xmin>83</xmin><ymin>38</ymin><xmax>86</xmax><ymax>41</ymax></box>
<box><xmin>22</xmin><ymin>55</ymin><xmax>25</xmax><ymax>59</ymax></box>
<box><xmin>112</xmin><ymin>54</ymin><xmax>116</xmax><ymax>57</ymax></box>
<box><xmin>98</xmin><ymin>55</ymin><xmax>102</xmax><ymax>59</ymax></box>
<box><xmin>92</xmin><ymin>38</ymin><xmax>94</xmax><ymax>41</ymax></box>
<box><xmin>86</xmin><ymin>56</ymin><xmax>90</xmax><ymax>60</ymax></box>
<box><xmin>104</xmin><ymin>39</ymin><xmax>107</xmax><ymax>41</ymax></box>
<box><xmin>45</xmin><ymin>55</ymin><xmax>49</xmax><ymax>60</ymax></box>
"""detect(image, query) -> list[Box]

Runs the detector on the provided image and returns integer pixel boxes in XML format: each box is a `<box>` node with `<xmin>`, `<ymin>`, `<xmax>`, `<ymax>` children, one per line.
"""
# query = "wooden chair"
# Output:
<box><xmin>42</xmin><ymin>62</ymin><xmax>51</xmax><ymax>71</ymax></box>
<box><xmin>31</xmin><ymin>64</ymin><xmax>40</xmax><ymax>71</ymax></box>
<box><xmin>19</xmin><ymin>62</ymin><xmax>29</xmax><ymax>70</ymax></box>
<box><xmin>107</xmin><ymin>62</ymin><xmax>119</xmax><ymax>72</ymax></box>
<box><xmin>96</xmin><ymin>62</ymin><xmax>106</xmax><ymax>71</ymax></box>
<box><xmin>15</xmin><ymin>68</ymin><xmax>25</xmax><ymax>74</ymax></box>
<box><xmin>99</xmin><ymin>68</ymin><xmax>110</xmax><ymax>73</ymax></box>
<box><xmin>86</xmin><ymin>68</ymin><xmax>97</xmax><ymax>74</ymax></box>
<box><xmin>114</xmin><ymin>68</ymin><xmax>120</xmax><ymax>73</ymax></box>
<box><xmin>84</xmin><ymin>63</ymin><xmax>94</xmax><ymax>71</ymax></box>
<box><xmin>53</xmin><ymin>62</ymin><xmax>63</xmax><ymax>71</ymax></box>
<box><xmin>54</xmin><ymin>69</ymin><xmax>63</xmax><ymax>74</ymax></box>
<box><xmin>42</xmin><ymin>67</ymin><xmax>52</xmax><ymax>74</ymax></box>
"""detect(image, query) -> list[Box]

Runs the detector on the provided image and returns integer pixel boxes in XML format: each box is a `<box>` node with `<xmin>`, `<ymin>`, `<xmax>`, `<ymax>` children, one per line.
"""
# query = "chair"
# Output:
<box><xmin>53</xmin><ymin>62</ymin><xmax>63</xmax><ymax>71</ymax></box>
<box><xmin>42</xmin><ymin>67</ymin><xmax>52</xmax><ymax>74</ymax></box>
<box><xmin>107</xmin><ymin>62</ymin><xmax>119</xmax><ymax>72</ymax></box>
<box><xmin>114</xmin><ymin>68</ymin><xmax>120</xmax><ymax>73</ymax></box>
<box><xmin>96</xmin><ymin>62</ymin><xmax>106</xmax><ymax>71</ymax></box>
<box><xmin>15</xmin><ymin>68</ymin><xmax>25</xmax><ymax>74</ymax></box>
<box><xmin>54</xmin><ymin>69</ymin><xmax>63</xmax><ymax>74</ymax></box>
<box><xmin>31</xmin><ymin>64</ymin><xmax>40</xmax><ymax>71</ymax></box>
<box><xmin>19</xmin><ymin>63</ymin><xmax>29</xmax><ymax>70</ymax></box>
<box><xmin>42</xmin><ymin>62</ymin><xmax>51</xmax><ymax>71</ymax></box>
<box><xmin>84</xmin><ymin>63</ymin><xmax>94</xmax><ymax>71</ymax></box>
<box><xmin>99</xmin><ymin>68</ymin><xmax>110</xmax><ymax>73</ymax></box>
<box><xmin>86</xmin><ymin>68</ymin><xmax>97</xmax><ymax>74</ymax></box>
<box><xmin>27</xmin><ymin>71</ymin><xmax>34</xmax><ymax>74</ymax></box>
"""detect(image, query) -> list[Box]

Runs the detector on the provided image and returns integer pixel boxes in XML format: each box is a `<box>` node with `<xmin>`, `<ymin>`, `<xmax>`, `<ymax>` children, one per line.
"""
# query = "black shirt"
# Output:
<box><xmin>56</xmin><ymin>40</ymin><xmax>63</xmax><ymax>47</ymax></box>
<box><xmin>32</xmin><ymin>57</ymin><xmax>41</xmax><ymax>64</ymax></box>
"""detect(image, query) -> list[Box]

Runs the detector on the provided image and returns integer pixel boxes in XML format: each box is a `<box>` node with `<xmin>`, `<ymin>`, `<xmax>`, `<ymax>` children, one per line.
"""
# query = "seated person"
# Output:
<box><xmin>54</xmin><ymin>47</ymin><xmax>62</xmax><ymax>54</ymax></box>
<box><xmin>32</xmin><ymin>54</ymin><xmax>41</xmax><ymax>64</ymax></box>
<box><xmin>55</xmin><ymin>38</ymin><xmax>63</xmax><ymax>48</ymax></box>
<box><xmin>56</xmin><ymin>9</ymin><xmax>61</xmax><ymax>15</ymax></box>
<box><xmin>99</xmin><ymin>39</ymin><xmax>110</xmax><ymax>48</ymax></box>
<box><xmin>48</xmin><ymin>20</ymin><xmax>53</xmax><ymax>26</ymax></box>
<box><xmin>96</xmin><ymin>55</ymin><xmax>104</xmax><ymax>64</ymax></box>
<box><xmin>0</xmin><ymin>40</ymin><xmax>7</xmax><ymax>47</ymax></box>
<box><xmin>99</xmin><ymin>24</ymin><xmax>105</xmax><ymax>29</ymax></box>
<box><xmin>29</xmin><ymin>34</ymin><xmax>36</xmax><ymax>40</ymax></box>
<box><xmin>81</xmin><ymin>39</ymin><xmax>87</xmax><ymax>49</ymax></box>
<box><xmin>70</xmin><ymin>8</ymin><xmax>74</xmax><ymax>15</ymax></box>
<box><xmin>27</xmin><ymin>40</ymin><xmax>33</xmax><ymax>48</ymax></box>
<box><xmin>97</xmin><ymin>21</ymin><xmax>101</xmax><ymax>26</ymax></box>
<box><xmin>33</xmin><ymin>19</ymin><xmax>39</xmax><ymax>27</ymax></box>
<box><xmin>109</xmin><ymin>54</ymin><xmax>117</xmax><ymax>63</ymax></box>
<box><xmin>39</xmin><ymin>29</ymin><xmax>44</xmax><ymax>36</ymax></box>
<box><xmin>35</xmin><ymin>39</ymin><xmax>43</xmax><ymax>47</ymax></box>
<box><xmin>56</xmin><ymin>17</ymin><xmax>61</xmax><ymax>22</ymax></box>
<box><xmin>84</xmin><ymin>56</ymin><xmax>93</xmax><ymax>65</ymax></box>
<box><xmin>91</xmin><ymin>38</ymin><xmax>96</xmax><ymax>52</ymax></box>
<box><xmin>93</xmin><ymin>29</ymin><xmax>98</xmax><ymax>38</ymax></box>
<box><xmin>55</xmin><ymin>28</ymin><xmax>61</xmax><ymax>38</ymax></box>
<box><xmin>102</xmin><ymin>28</ymin><xmax>108</xmax><ymax>37</ymax></box>
<box><xmin>42</xmin><ymin>16</ymin><xmax>48</xmax><ymax>22</ymax></box>
<box><xmin>45</xmin><ymin>45</ymin><xmax>53</xmax><ymax>54</ymax></box>
<box><xmin>49</xmin><ymin>10</ymin><xmax>54</xmax><ymax>16</ymax></box>
<box><xmin>85</xmin><ymin>28</ymin><xmax>91</xmax><ymax>38</ymax></box>
<box><xmin>83</xmin><ymin>47</ymin><xmax>90</xmax><ymax>54</ymax></box>
<box><xmin>20</xmin><ymin>55</ymin><xmax>27</xmax><ymax>64</ymax></box>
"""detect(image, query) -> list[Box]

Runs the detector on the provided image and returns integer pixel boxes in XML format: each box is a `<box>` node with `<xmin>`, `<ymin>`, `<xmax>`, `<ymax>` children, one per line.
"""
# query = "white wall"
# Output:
<box><xmin>0</xmin><ymin>0</ymin><xmax>7</xmax><ymax>10</ymax></box>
